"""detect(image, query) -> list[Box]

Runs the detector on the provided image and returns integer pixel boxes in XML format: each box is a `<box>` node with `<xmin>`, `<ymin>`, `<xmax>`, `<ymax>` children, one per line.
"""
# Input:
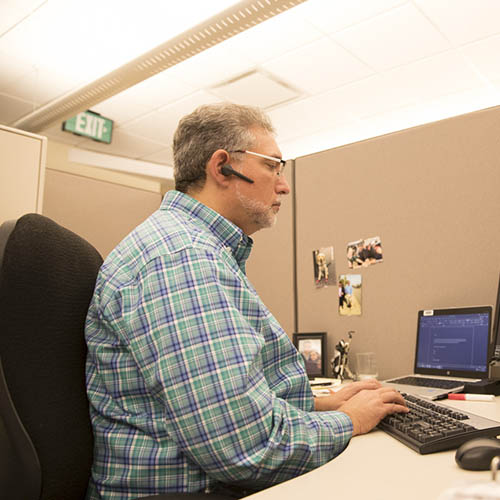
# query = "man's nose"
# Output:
<box><xmin>276</xmin><ymin>175</ymin><xmax>291</xmax><ymax>195</ymax></box>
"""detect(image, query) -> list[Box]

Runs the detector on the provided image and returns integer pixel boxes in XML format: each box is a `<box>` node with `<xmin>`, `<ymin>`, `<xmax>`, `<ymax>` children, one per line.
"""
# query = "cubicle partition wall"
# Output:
<box><xmin>38</xmin><ymin>105</ymin><xmax>500</xmax><ymax>380</ymax></box>
<box><xmin>41</xmin><ymin>140</ymin><xmax>169</xmax><ymax>259</ymax></box>
<box><xmin>0</xmin><ymin>125</ymin><xmax>46</xmax><ymax>224</ymax></box>
<box><xmin>43</xmin><ymin>169</ymin><xmax>164</xmax><ymax>258</ymax></box>
<box><xmin>294</xmin><ymin>105</ymin><xmax>500</xmax><ymax>380</ymax></box>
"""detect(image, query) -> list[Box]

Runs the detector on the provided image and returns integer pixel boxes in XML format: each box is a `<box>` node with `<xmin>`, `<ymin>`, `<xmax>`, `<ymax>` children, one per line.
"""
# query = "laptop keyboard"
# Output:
<box><xmin>378</xmin><ymin>393</ymin><xmax>500</xmax><ymax>454</ymax></box>
<box><xmin>389</xmin><ymin>376</ymin><xmax>467</xmax><ymax>389</ymax></box>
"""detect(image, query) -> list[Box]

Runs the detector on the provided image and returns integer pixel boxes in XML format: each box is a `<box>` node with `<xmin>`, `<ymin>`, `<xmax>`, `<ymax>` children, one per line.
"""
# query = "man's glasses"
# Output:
<box><xmin>230</xmin><ymin>150</ymin><xmax>286</xmax><ymax>177</ymax></box>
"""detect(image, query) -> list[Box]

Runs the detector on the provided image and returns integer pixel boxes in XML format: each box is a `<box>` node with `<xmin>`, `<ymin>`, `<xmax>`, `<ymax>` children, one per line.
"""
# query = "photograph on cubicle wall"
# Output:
<box><xmin>346</xmin><ymin>235</ymin><xmax>383</xmax><ymax>269</ymax></box>
<box><xmin>293</xmin><ymin>332</ymin><xmax>327</xmax><ymax>379</ymax></box>
<box><xmin>339</xmin><ymin>274</ymin><xmax>362</xmax><ymax>316</ymax></box>
<box><xmin>312</xmin><ymin>246</ymin><xmax>336</xmax><ymax>288</ymax></box>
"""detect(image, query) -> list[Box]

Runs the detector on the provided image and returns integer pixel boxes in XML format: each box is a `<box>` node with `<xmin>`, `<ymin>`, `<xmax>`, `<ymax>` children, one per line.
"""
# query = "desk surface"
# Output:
<box><xmin>247</xmin><ymin>397</ymin><xmax>500</xmax><ymax>500</ymax></box>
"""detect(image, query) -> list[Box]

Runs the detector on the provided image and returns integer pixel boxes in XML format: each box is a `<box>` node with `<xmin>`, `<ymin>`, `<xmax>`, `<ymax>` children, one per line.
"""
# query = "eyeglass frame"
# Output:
<box><xmin>228</xmin><ymin>150</ymin><xmax>286</xmax><ymax>176</ymax></box>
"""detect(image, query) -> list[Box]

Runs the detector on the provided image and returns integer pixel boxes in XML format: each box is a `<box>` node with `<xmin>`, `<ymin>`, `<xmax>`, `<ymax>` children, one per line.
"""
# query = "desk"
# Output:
<box><xmin>247</xmin><ymin>397</ymin><xmax>500</xmax><ymax>500</ymax></box>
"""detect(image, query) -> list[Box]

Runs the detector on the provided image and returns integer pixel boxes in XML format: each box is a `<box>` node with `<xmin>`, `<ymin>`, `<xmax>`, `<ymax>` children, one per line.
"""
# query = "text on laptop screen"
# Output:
<box><xmin>416</xmin><ymin>312</ymin><xmax>489</xmax><ymax>372</ymax></box>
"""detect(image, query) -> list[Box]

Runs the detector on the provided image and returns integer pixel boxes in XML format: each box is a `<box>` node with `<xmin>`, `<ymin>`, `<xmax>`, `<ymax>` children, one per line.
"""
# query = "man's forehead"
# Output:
<box><xmin>252</xmin><ymin>127</ymin><xmax>282</xmax><ymax>158</ymax></box>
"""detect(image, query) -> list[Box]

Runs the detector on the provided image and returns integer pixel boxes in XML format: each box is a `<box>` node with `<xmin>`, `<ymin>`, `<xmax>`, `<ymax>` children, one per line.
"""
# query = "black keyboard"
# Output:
<box><xmin>388</xmin><ymin>376</ymin><xmax>467</xmax><ymax>389</ymax></box>
<box><xmin>378</xmin><ymin>393</ymin><xmax>500</xmax><ymax>454</ymax></box>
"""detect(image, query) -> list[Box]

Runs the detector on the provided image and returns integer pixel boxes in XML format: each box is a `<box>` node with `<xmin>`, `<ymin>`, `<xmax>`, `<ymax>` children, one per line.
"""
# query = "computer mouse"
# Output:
<box><xmin>455</xmin><ymin>438</ymin><xmax>500</xmax><ymax>470</ymax></box>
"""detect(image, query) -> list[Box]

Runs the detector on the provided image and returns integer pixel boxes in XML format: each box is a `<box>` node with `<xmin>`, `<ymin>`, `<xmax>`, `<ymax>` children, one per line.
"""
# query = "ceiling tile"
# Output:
<box><xmin>102</xmin><ymin>70</ymin><xmax>197</xmax><ymax>111</ymax></box>
<box><xmin>122</xmin><ymin>91</ymin><xmax>221</xmax><ymax>144</ymax></box>
<box><xmin>76</xmin><ymin>129</ymin><xmax>167</xmax><ymax>159</ymax></box>
<box><xmin>91</xmin><ymin>70</ymin><xmax>198</xmax><ymax>126</ymax></box>
<box><xmin>380</xmin><ymin>50</ymin><xmax>485</xmax><ymax>104</ymax></box>
<box><xmin>280</xmin><ymin>84</ymin><xmax>500</xmax><ymax>160</ymax></box>
<box><xmin>307</xmin><ymin>74</ymin><xmax>415</xmax><ymax>122</ymax></box>
<box><xmin>0</xmin><ymin>0</ymin><xmax>46</xmax><ymax>35</ymax></box>
<box><xmin>225</xmin><ymin>7</ymin><xmax>323</xmax><ymax>64</ymax></box>
<box><xmin>417</xmin><ymin>85</ymin><xmax>500</xmax><ymax>122</ymax></box>
<box><xmin>278</xmin><ymin>120</ymin><xmax>365</xmax><ymax>160</ymax></box>
<box><xmin>334</xmin><ymin>3</ymin><xmax>450</xmax><ymax>71</ymax></box>
<box><xmin>268</xmin><ymin>91</ymin><xmax>356</xmax><ymax>143</ymax></box>
<box><xmin>165</xmin><ymin>39</ymin><xmax>255</xmax><ymax>88</ymax></box>
<box><xmin>262</xmin><ymin>36</ymin><xmax>373</xmax><ymax>95</ymax></box>
<box><xmin>3</xmin><ymin>0</ymin><xmax>46</xmax><ymax>14</ymax></box>
<box><xmin>0</xmin><ymin>5</ymin><xmax>24</xmax><ymax>37</ymax></box>
<box><xmin>0</xmin><ymin>66</ymin><xmax>80</xmax><ymax>106</ymax></box>
<box><xmin>0</xmin><ymin>1</ymin><xmax>51</xmax><ymax>68</ymax></box>
<box><xmin>0</xmin><ymin>49</ymin><xmax>34</xmax><ymax>89</ymax></box>
<box><xmin>280</xmin><ymin>86</ymin><xmax>500</xmax><ymax>160</ymax></box>
<box><xmin>361</xmin><ymin>84</ymin><xmax>500</xmax><ymax>137</ymax></box>
<box><xmin>460</xmin><ymin>34</ymin><xmax>500</xmax><ymax>82</ymax></box>
<box><xmin>120</xmin><ymin>111</ymin><xmax>177</xmax><ymax>145</ymax></box>
<box><xmin>356</xmin><ymin>104</ymin><xmax>425</xmax><ymax>138</ymax></box>
<box><xmin>90</xmin><ymin>97</ymin><xmax>150</xmax><ymax>127</ymax></box>
<box><xmin>40</xmin><ymin>123</ymin><xmax>87</xmax><ymax>146</ymax></box>
<box><xmin>415</xmin><ymin>0</ymin><xmax>500</xmax><ymax>45</ymax></box>
<box><xmin>295</xmin><ymin>0</ymin><xmax>406</xmax><ymax>34</ymax></box>
<box><xmin>0</xmin><ymin>93</ymin><xmax>35</xmax><ymax>125</ymax></box>
<box><xmin>154</xmin><ymin>90</ymin><xmax>221</xmax><ymax>119</ymax></box>
<box><xmin>492</xmin><ymin>79</ymin><xmax>500</xmax><ymax>94</ymax></box>
<box><xmin>140</xmin><ymin>147</ymin><xmax>174</xmax><ymax>166</ymax></box>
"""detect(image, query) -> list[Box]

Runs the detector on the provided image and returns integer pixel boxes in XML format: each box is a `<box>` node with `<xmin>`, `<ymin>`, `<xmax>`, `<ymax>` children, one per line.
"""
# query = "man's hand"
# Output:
<box><xmin>314</xmin><ymin>379</ymin><xmax>382</xmax><ymax>411</ymax></box>
<box><xmin>338</xmin><ymin>386</ymin><xmax>409</xmax><ymax>436</ymax></box>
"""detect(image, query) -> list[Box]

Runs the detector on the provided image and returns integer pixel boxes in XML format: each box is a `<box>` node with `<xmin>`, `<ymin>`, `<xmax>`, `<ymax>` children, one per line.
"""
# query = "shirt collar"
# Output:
<box><xmin>160</xmin><ymin>190</ymin><xmax>253</xmax><ymax>266</ymax></box>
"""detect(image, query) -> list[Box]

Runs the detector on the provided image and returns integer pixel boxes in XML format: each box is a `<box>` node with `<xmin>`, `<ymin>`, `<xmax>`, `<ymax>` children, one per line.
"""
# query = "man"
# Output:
<box><xmin>85</xmin><ymin>103</ymin><xmax>407</xmax><ymax>500</ymax></box>
<box><xmin>344</xmin><ymin>280</ymin><xmax>353</xmax><ymax>308</ymax></box>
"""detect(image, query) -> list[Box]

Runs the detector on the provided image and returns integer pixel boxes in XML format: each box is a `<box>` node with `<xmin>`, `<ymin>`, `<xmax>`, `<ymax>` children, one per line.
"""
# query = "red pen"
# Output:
<box><xmin>448</xmin><ymin>394</ymin><xmax>495</xmax><ymax>402</ymax></box>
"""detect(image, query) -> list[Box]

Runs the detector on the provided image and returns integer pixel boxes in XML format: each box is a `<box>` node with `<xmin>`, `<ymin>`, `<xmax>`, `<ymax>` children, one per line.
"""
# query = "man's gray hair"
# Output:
<box><xmin>173</xmin><ymin>102</ymin><xmax>275</xmax><ymax>193</ymax></box>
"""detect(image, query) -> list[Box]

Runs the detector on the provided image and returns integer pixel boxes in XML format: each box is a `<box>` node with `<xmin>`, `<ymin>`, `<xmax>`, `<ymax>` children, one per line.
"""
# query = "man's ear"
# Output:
<box><xmin>207</xmin><ymin>149</ymin><xmax>232</xmax><ymax>186</ymax></box>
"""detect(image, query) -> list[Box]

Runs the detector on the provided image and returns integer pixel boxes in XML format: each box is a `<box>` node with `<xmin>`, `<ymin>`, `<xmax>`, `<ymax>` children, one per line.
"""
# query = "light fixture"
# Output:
<box><xmin>12</xmin><ymin>0</ymin><xmax>307</xmax><ymax>133</ymax></box>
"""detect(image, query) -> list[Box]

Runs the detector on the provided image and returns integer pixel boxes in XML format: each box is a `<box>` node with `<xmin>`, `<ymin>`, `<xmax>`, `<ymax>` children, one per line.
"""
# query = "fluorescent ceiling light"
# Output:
<box><xmin>5</xmin><ymin>0</ymin><xmax>240</xmax><ymax>83</ymax></box>
<box><xmin>13</xmin><ymin>0</ymin><xmax>307</xmax><ymax>132</ymax></box>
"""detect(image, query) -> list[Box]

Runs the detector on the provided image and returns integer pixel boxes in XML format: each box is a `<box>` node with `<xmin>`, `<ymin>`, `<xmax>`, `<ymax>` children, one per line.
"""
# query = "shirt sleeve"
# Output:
<box><xmin>107</xmin><ymin>247</ymin><xmax>353</xmax><ymax>488</ymax></box>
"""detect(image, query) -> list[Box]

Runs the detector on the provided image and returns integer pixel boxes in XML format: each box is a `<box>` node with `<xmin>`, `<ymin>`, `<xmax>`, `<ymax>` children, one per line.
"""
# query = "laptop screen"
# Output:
<box><xmin>414</xmin><ymin>307</ymin><xmax>492</xmax><ymax>378</ymax></box>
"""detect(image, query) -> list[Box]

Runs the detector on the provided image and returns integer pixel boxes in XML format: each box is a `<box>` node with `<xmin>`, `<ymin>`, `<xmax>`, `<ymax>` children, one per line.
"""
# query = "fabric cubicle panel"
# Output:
<box><xmin>42</xmin><ymin>169</ymin><xmax>164</xmax><ymax>258</ymax></box>
<box><xmin>294</xmin><ymin>105</ymin><xmax>500</xmax><ymax>380</ymax></box>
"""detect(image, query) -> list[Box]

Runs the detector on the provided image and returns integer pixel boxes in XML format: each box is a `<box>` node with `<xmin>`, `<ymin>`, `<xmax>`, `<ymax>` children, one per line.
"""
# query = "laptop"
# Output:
<box><xmin>384</xmin><ymin>306</ymin><xmax>492</xmax><ymax>400</ymax></box>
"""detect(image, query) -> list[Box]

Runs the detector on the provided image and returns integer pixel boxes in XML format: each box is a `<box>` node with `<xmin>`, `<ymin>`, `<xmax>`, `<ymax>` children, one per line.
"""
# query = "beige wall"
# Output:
<box><xmin>43</xmin><ymin>169</ymin><xmax>165</xmax><ymax>258</ymax></box>
<box><xmin>43</xmin><ymin>140</ymin><xmax>173</xmax><ymax>258</ymax></box>
<box><xmin>294</xmin><ymin>105</ymin><xmax>500</xmax><ymax>379</ymax></box>
<box><xmin>39</xmin><ymin>103</ymin><xmax>500</xmax><ymax>372</ymax></box>
<box><xmin>46</xmin><ymin>140</ymin><xmax>171</xmax><ymax>194</ymax></box>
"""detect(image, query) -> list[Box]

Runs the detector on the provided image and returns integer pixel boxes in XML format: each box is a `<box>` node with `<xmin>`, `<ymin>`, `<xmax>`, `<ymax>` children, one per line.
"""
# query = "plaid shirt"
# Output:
<box><xmin>85</xmin><ymin>190</ymin><xmax>352</xmax><ymax>500</ymax></box>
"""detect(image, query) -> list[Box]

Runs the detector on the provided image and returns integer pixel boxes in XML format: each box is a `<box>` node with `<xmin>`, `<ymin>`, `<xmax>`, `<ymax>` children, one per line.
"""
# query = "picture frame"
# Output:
<box><xmin>293</xmin><ymin>332</ymin><xmax>327</xmax><ymax>378</ymax></box>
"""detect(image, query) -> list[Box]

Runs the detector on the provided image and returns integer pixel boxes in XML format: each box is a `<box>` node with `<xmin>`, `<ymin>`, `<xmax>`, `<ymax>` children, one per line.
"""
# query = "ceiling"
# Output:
<box><xmin>1</xmin><ymin>0</ymin><xmax>500</xmax><ymax>176</ymax></box>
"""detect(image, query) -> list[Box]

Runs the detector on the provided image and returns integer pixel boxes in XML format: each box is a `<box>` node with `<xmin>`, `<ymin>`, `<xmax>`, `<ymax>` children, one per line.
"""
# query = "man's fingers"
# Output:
<box><xmin>390</xmin><ymin>402</ymin><xmax>409</xmax><ymax>414</ymax></box>
<box><xmin>379</xmin><ymin>388</ymin><xmax>408</xmax><ymax>409</ymax></box>
<box><xmin>346</xmin><ymin>379</ymin><xmax>381</xmax><ymax>395</ymax></box>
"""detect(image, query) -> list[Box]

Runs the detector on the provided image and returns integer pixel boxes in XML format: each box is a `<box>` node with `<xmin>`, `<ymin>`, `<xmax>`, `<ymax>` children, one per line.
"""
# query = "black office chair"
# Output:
<box><xmin>0</xmin><ymin>214</ymin><xmax>232</xmax><ymax>500</ymax></box>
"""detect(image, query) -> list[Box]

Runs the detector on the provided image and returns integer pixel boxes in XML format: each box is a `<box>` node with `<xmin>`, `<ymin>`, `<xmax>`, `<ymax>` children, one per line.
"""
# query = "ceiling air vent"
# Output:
<box><xmin>211</xmin><ymin>69</ymin><xmax>302</xmax><ymax>109</ymax></box>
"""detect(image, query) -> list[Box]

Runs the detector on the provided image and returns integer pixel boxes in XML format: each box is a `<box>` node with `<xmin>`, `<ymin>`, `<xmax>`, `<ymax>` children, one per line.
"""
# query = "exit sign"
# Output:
<box><xmin>63</xmin><ymin>110</ymin><xmax>113</xmax><ymax>144</ymax></box>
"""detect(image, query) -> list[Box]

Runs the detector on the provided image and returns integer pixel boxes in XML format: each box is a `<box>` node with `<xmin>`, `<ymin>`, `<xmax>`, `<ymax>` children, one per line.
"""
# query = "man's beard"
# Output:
<box><xmin>235</xmin><ymin>187</ymin><xmax>277</xmax><ymax>230</ymax></box>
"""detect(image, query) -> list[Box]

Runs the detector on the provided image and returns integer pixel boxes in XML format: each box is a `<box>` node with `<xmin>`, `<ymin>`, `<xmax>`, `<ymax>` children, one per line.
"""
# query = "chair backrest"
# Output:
<box><xmin>0</xmin><ymin>214</ymin><xmax>103</xmax><ymax>500</ymax></box>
